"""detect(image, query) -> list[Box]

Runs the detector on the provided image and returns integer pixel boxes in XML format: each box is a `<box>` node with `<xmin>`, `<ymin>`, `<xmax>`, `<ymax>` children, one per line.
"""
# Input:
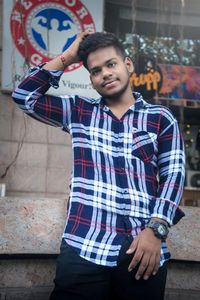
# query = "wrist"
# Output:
<box><xmin>147</xmin><ymin>219</ymin><xmax>169</xmax><ymax>241</ymax></box>
<box><xmin>61</xmin><ymin>51</ymin><xmax>78</xmax><ymax>66</ymax></box>
<box><xmin>150</xmin><ymin>217</ymin><xmax>169</xmax><ymax>227</ymax></box>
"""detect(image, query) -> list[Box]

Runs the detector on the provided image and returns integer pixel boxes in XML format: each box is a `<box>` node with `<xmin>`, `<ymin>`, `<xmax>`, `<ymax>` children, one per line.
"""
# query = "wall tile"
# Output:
<box><xmin>47</xmin><ymin>126</ymin><xmax>71</xmax><ymax>146</ymax></box>
<box><xmin>47</xmin><ymin>145</ymin><xmax>72</xmax><ymax>169</ymax></box>
<box><xmin>46</xmin><ymin>168</ymin><xmax>71</xmax><ymax>194</ymax></box>
<box><xmin>6</xmin><ymin>166</ymin><xmax>46</xmax><ymax>192</ymax></box>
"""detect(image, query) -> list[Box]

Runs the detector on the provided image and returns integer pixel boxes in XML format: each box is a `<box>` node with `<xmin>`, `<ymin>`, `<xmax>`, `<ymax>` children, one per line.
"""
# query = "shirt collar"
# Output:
<box><xmin>130</xmin><ymin>92</ymin><xmax>149</xmax><ymax>111</ymax></box>
<box><xmin>93</xmin><ymin>92</ymin><xmax>149</xmax><ymax>111</ymax></box>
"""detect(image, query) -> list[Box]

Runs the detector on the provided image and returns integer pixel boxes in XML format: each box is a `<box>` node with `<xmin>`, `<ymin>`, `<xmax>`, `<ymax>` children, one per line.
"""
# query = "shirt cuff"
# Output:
<box><xmin>29</xmin><ymin>63</ymin><xmax>64</xmax><ymax>89</ymax></box>
<box><xmin>149</xmin><ymin>197</ymin><xmax>185</xmax><ymax>226</ymax></box>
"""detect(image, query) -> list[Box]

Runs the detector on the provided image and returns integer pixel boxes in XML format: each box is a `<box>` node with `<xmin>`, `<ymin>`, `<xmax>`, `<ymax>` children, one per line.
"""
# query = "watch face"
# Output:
<box><xmin>158</xmin><ymin>224</ymin><xmax>166</xmax><ymax>236</ymax></box>
<box><xmin>148</xmin><ymin>220</ymin><xmax>169</xmax><ymax>239</ymax></box>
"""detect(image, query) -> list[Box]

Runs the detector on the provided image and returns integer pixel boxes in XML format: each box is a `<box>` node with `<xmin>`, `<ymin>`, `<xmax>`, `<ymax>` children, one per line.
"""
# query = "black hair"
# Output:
<box><xmin>78</xmin><ymin>32</ymin><xmax>126</xmax><ymax>69</ymax></box>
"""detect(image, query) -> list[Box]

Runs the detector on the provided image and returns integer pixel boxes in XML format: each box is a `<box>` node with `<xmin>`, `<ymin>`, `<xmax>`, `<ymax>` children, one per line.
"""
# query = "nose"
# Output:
<box><xmin>102</xmin><ymin>67</ymin><xmax>112</xmax><ymax>79</ymax></box>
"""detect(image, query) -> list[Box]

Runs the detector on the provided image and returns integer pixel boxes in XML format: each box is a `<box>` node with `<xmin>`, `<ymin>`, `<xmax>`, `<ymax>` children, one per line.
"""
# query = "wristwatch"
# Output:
<box><xmin>147</xmin><ymin>219</ymin><xmax>169</xmax><ymax>240</ymax></box>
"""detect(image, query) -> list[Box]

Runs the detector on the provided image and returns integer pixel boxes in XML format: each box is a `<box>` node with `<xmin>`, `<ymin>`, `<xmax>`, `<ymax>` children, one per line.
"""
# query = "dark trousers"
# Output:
<box><xmin>50</xmin><ymin>238</ymin><xmax>167</xmax><ymax>300</ymax></box>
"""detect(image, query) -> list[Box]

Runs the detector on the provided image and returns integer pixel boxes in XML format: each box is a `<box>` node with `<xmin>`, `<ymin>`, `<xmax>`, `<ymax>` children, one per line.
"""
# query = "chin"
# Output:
<box><xmin>95</xmin><ymin>78</ymin><xmax>130</xmax><ymax>99</ymax></box>
<box><xmin>100</xmin><ymin>86</ymin><xmax>128</xmax><ymax>100</ymax></box>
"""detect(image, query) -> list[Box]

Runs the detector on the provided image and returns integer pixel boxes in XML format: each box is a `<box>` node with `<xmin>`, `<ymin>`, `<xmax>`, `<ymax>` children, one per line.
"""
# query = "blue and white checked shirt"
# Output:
<box><xmin>12</xmin><ymin>66</ymin><xmax>185</xmax><ymax>267</ymax></box>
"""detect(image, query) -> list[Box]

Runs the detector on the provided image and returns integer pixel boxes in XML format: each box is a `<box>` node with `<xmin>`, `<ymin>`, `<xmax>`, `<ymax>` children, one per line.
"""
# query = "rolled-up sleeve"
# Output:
<box><xmin>150</xmin><ymin>108</ymin><xmax>185</xmax><ymax>225</ymax></box>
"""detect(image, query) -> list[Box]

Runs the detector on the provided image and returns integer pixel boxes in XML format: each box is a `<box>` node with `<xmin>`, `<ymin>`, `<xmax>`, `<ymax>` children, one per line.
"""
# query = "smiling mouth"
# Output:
<box><xmin>102</xmin><ymin>79</ymin><xmax>118</xmax><ymax>88</ymax></box>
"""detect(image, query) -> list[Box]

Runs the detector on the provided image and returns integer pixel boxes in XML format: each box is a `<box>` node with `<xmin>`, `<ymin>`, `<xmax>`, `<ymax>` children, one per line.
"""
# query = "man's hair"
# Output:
<box><xmin>78</xmin><ymin>32</ymin><xmax>126</xmax><ymax>69</ymax></box>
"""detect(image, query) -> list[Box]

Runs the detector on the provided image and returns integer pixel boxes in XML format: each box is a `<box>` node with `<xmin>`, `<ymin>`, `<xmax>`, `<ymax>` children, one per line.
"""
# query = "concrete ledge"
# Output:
<box><xmin>0</xmin><ymin>197</ymin><xmax>67</xmax><ymax>255</ymax></box>
<box><xmin>165</xmin><ymin>288</ymin><xmax>200</xmax><ymax>300</ymax></box>
<box><xmin>0</xmin><ymin>197</ymin><xmax>200</xmax><ymax>262</ymax></box>
<box><xmin>0</xmin><ymin>198</ymin><xmax>200</xmax><ymax>300</ymax></box>
<box><xmin>167</xmin><ymin>206</ymin><xmax>200</xmax><ymax>262</ymax></box>
<box><xmin>0</xmin><ymin>286</ymin><xmax>52</xmax><ymax>300</ymax></box>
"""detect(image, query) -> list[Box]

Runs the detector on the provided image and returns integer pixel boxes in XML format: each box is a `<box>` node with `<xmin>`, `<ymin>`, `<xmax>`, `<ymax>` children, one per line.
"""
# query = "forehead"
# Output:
<box><xmin>87</xmin><ymin>46</ymin><xmax>122</xmax><ymax>69</ymax></box>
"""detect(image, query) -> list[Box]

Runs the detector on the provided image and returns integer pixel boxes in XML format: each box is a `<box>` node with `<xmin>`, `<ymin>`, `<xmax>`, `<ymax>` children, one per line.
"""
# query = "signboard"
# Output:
<box><xmin>130</xmin><ymin>55</ymin><xmax>200</xmax><ymax>101</ymax></box>
<box><xmin>130</xmin><ymin>55</ymin><xmax>163</xmax><ymax>99</ymax></box>
<box><xmin>2</xmin><ymin>0</ymin><xmax>104</xmax><ymax>98</ymax></box>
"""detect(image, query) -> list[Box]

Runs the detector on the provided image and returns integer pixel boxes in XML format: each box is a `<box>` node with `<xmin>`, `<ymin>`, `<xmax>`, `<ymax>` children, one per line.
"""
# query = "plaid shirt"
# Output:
<box><xmin>12</xmin><ymin>66</ymin><xmax>185</xmax><ymax>267</ymax></box>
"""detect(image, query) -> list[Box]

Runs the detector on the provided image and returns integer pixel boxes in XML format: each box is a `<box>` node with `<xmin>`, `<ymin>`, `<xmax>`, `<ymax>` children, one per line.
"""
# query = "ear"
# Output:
<box><xmin>124</xmin><ymin>57</ymin><xmax>134</xmax><ymax>74</ymax></box>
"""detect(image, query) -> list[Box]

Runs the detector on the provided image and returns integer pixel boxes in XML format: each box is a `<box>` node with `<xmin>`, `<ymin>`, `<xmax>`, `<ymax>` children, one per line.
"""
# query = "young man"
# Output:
<box><xmin>12</xmin><ymin>32</ymin><xmax>185</xmax><ymax>300</ymax></box>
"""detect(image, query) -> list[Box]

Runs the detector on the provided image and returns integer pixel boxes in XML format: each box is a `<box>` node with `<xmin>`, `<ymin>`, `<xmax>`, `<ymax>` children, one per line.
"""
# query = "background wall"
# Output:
<box><xmin>0</xmin><ymin>0</ymin><xmax>73</xmax><ymax>199</ymax></box>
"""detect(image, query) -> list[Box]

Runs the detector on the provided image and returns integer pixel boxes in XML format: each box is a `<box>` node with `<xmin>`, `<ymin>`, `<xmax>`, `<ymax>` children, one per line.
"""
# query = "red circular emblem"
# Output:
<box><xmin>10</xmin><ymin>0</ymin><xmax>96</xmax><ymax>72</ymax></box>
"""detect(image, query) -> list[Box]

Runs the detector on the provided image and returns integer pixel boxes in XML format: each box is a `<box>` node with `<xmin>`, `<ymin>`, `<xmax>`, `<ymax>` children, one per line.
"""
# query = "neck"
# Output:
<box><xmin>103</xmin><ymin>88</ymin><xmax>135</xmax><ymax>120</ymax></box>
<box><xmin>105</xmin><ymin>87</ymin><xmax>135</xmax><ymax>108</ymax></box>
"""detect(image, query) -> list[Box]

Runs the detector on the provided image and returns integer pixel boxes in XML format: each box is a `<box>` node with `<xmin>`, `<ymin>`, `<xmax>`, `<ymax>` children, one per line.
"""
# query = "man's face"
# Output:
<box><xmin>87</xmin><ymin>46</ymin><xmax>134</xmax><ymax>99</ymax></box>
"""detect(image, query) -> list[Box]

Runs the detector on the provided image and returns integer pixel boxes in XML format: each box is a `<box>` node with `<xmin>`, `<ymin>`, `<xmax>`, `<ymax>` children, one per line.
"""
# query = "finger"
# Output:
<box><xmin>126</xmin><ymin>238</ymin><xmax>139</xmax><ymax>255</ymax></box>
<box><xmin>142</xmin><ymin>254</ymin><xmax>156</xmax><ymax>280</ymax></box>
<box><xmin>81</xmin><ymin>30</ymin><xmax>94</xmax><ymax>39</ymax></box>
<box><xmin>152</xmin><ymin>253</ymin><xmax>160</xmax><ymax>276</ymax></box>
<box><xmin>78</xmin><ymin>33</ymin><xmax>89</xmax><ymax>42</ymax></box>
<box><xmin>128</xmin><ymin>250</ymin><xmax>143</xmax><ymax>272</ymax></box>
<box><xmin>76</xmin><ymin>31</ymin><xmax>91</xmax><ymax>44</ymax></box>
<box><xmin>135</xmin><ymin>254</ymin><xmax>150</xmax><ymax>280</ymax></box>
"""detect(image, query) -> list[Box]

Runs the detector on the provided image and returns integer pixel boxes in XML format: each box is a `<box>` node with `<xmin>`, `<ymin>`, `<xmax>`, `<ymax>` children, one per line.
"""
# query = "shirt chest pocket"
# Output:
<box><xmin>132</xmin><ymin>131</ymin><xmax>157</xmax><ymax>162</ymax></box>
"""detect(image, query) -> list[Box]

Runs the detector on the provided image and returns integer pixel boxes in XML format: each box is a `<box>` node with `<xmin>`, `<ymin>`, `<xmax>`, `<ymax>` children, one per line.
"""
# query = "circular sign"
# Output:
<box><xmin>10</xmin><ymin>0</ymin><xmax>96</xmax><ymax>72</ymax></box>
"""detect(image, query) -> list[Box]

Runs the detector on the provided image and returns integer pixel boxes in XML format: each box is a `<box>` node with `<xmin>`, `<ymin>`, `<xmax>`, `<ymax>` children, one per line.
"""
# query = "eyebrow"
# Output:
<box><xmin>89</xmin><ymin>58</ymin><xmax>116</xmax><ymax>73</ymax></box>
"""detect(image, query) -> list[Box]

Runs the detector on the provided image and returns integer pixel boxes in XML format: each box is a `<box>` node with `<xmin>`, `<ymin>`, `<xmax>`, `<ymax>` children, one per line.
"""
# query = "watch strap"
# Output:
<box><xmin>147</xmin><ymin>219</ymin><xmax>169</xmax><ymax>240</ymax></box>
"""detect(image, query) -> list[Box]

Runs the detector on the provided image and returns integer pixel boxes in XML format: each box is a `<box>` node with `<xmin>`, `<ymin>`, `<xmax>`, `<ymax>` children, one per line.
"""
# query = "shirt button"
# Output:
<box><xmin>124</xmin><ymin>189</ymin><xmax>128</xmax><ymax>194</ymax></box>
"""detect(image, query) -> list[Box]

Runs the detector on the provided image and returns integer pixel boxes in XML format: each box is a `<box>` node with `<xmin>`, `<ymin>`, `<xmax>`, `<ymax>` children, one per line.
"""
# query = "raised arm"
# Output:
<box><xmin>42</xmin><ymin>31</ymin><xmax>90</xmax><ymax>71</ymax></box>
<box><xmin>12</xmin><ymin>32</ymin><xmax>91</xmax><ymax>128</ymax></box>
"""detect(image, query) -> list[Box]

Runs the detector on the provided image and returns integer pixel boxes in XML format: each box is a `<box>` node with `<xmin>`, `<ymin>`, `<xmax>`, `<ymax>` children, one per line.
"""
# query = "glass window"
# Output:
<box><xmin>105</xmin><ymin>0</ymin><xmax>200</xmax><ymax>202</ymax></box>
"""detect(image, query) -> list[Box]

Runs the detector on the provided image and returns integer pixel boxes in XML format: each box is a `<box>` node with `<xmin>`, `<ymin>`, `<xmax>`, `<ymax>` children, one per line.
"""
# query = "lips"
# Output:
<box><xmin>102</xmin><ymin>79</ymin><xmax>117</xmax><ymax>88</ymax></box>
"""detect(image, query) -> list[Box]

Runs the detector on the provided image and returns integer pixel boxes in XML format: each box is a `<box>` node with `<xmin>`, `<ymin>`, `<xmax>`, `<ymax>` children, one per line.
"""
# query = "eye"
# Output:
<box><xmin>91</xmin><ymin>69</ymin><xmax>100</xmax><ymax>76</ymax></box>
<box><xmin>108</xmin><ymin>62</ymin><xmax>116</xmax><ymax>68</ymax></box>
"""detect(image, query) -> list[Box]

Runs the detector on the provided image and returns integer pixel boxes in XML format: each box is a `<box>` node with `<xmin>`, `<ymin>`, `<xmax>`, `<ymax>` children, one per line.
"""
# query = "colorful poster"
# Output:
<box><xmin>2</xmin><ymin>0</ymin><xmax>104</xmax><ymax>98</ymax></box>
<box><xmin>158</xmin><ymin>64</ymin><xmax>200</xmax><ymax>101</ymax></box>
<box><xmin>130</xmin><ymin>55</ymin><xmax>200</xmax><ymax>101</ymax></box>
